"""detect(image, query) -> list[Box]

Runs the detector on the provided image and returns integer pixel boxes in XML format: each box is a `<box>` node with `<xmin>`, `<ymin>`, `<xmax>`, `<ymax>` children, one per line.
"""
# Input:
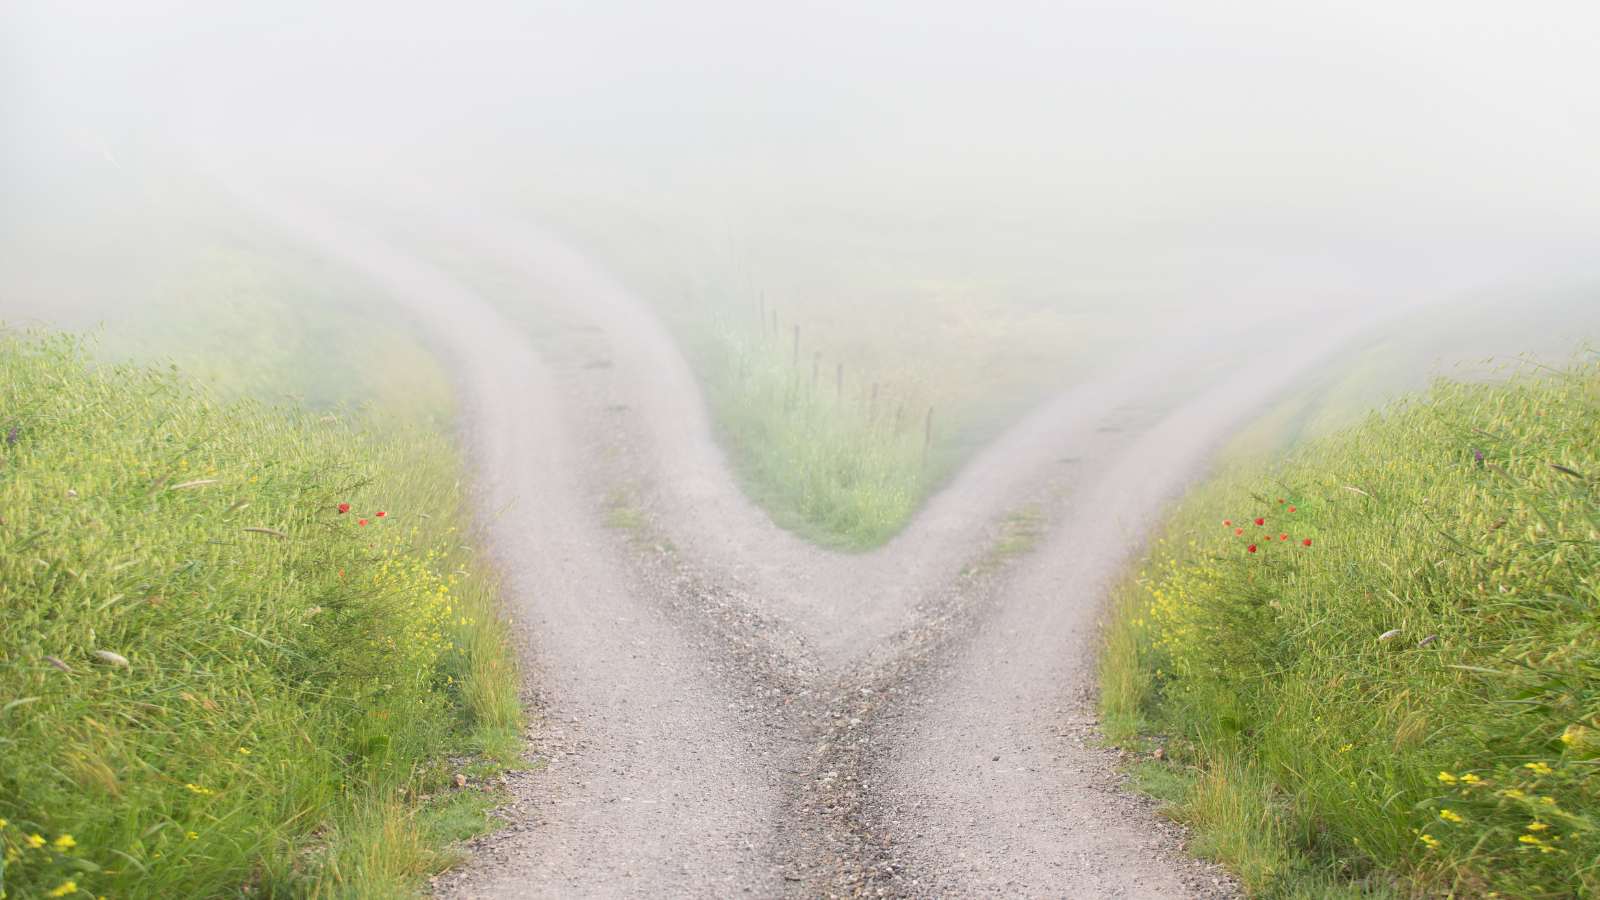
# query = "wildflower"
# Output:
<box><xmin>1223</xmin><ymin>520</ymin><xmax>1231</xmax><ymax>526</ymax></box>
<box><xmin>51</xmin><ymin>834</ymin><xmax>75</xmax><ymax>851</ymax></box>
<box><xmin>377</xmin><ymin>510</ymin><xmax>386</xmax><ymax>517</ymax></box>
<box><xmin>1527</xmin><ymin>822</ymin><xmax>1550</xmax><ymax>831</ymax></box>
<box><xmin>26</xmin><ymin>833</ymin><xmax>45</xmax><ymax>849</ymax></box>
<box><xmin>1439</xmin><ymin>809</ymin><xmax>1465</xmax><ymax>823</ymax></box>
<box><xmin>1247</xmin><ymin>545</ymin><xmax>1257</xmax><ymax>553</ymax></box>
<box><xmin>1254</xmin><ymin>518</ymin><xmax>1265</xmax><ymax>526</ymax></box>
<box><xmin>48</xmin><ymin>882</ymin><xmax>77</xmax><ymax>898</ymax></box>
<box><xmin>338</xmin><ymin>504</ymin><xmax>351</xmax><ymax>514</ymax></box>
<box><xmin>1302</xmin><ymin>538</ymin><xmax>1312</xmax><ymax>546</ymax></box>
<box><xmin>1418</xmin><ymin>833</ymin><xmax>1440</xmax><ymax>849</ymax></box>
<box><xmin>1498</xmin><ymin>789</ymin><xmax>1526</xmax><ymax>799</ymax></box>
<box><xmin>1276</xmin><ymin>499</ymin><xmax>1284</xmax><ymax>503</ymax></box>
<box><xmin>1235</xmin><ymin>528</ymin><xmax>1243</xmax><ymax>535</ymax></box>
<box><xmin>1279</xmin><ymin>533</ymin><xmax>1288</xmax><ymax>540</ymax></box>
<box><xmin>1525</xmin><ymin>762</ymin><xmax>1554</xmax><ymax>776</ymax></box>
<box><xmin>1519</xmin><ymin>834</ymin><xmax>1543</xmax><ymax>845</ymax></box>
<box><xmin>4</xmin><ymin>427</ymin><xmax>16</xmax><ymax>442</ymax></box>
<box><xmin>1288</xmin><ymin>506</ymin><xmax>1296</xmax><ymax>512</ymax></box>
<box><xmin>359</xmin><ymin>519</ymin><xmax>368</xmax><ymax>526</ymax></box>
<box><xmin>187</xmin><ymin>831</ymin><xmax>198</xmax><ymax>840</ymax></box>
<box><xmin>1438</xmin><ymin>772</ymin><xmax>1458</xmax><ymax>784</ymax></box>
<box><xmin>238</xmin><ymin>748</ymin><xmax>250</xmax><ymax>754</ymax></box>
<box><xmin>1459</xmin><ymin>773</ymin><xmax>1482</xmax><ymax>784</ymax></box>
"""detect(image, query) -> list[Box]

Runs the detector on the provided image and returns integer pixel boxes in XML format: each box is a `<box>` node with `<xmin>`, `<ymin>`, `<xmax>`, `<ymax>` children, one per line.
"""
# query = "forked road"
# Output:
<box><xmin>218</xmin><ymin>165</ymin><xmax>1424</xmax><ymax>899</ymax></box>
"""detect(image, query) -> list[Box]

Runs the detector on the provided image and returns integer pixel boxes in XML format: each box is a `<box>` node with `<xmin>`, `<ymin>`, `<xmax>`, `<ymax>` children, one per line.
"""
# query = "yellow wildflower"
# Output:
<box><xmin>1439</xmin><ymin>809</ymin><xmax>1465</xmax><ymax>823</ymax></box>
<box><xmin>48</xmin><ymin>883</ymin><xmax>77</xmax><ymax>898</ymax></box>
<box><xmin>26</xmin><ymin>833</ymin><xmax>45</xmax><ymax>849</ymax></box>
<box><xmin>1527</xmin><ymin>822</ymin><xmax>1550</xmax><ymax>831</ymax></box>
<box><xmin>1436</xmin><ymin>772</ymin><xmax>1457</xmax><ymax>783</ymax></box>
<box><xmin>1524</xmin><ymin>762</ymin><xmax>1554</xmax><ymax>775</ymax></box>
<box><xmin>1459</xmin><ymin>773</ymin><xmax>1482</xmax><ymax>784</ymax></box>
<box><xmin>52</xmin><ymin>834</ymin><xmax>75</xmax><ymax>851</ymax></box>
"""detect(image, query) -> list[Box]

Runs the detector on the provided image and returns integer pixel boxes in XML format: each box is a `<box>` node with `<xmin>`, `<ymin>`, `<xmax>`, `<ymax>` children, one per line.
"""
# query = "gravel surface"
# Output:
<box><xmin>214</xmin><ymin>165</ymin><xmax>1401</xmax><ymax>899</ymax></box>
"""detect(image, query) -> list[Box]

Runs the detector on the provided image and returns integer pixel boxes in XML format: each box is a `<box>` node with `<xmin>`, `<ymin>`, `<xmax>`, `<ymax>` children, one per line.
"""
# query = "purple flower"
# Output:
<box><xmin>4</xmin><ymin>427</ymin><xmax>15</xmax><ymax>442</ymax></box>
<box><xmin>1472</xmin><ymin>448</ymin><xmax>1484</xmax><ymax>463</ymax></box>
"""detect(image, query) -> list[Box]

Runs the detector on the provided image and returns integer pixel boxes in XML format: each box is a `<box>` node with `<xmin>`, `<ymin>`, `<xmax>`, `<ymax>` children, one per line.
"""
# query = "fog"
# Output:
<box><xmin>3</xmin><ymin>1</ymin><xmax>1599</xmax><ymax>379</ymax></box>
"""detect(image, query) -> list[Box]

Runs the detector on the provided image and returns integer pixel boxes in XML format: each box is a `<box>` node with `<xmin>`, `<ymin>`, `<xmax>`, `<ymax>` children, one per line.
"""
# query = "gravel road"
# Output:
<box><xmin>214</xmin><ymin>166</ymin><xmax>1411</xmax><ymax>899</ymax></box>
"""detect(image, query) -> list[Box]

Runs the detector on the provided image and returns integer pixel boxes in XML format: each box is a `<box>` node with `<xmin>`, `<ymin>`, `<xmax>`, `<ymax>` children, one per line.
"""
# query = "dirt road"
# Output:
<box><xmin>216</xmin><ymin>166</ymin><xmax>1409</xmax><ymax>899</ymax></box>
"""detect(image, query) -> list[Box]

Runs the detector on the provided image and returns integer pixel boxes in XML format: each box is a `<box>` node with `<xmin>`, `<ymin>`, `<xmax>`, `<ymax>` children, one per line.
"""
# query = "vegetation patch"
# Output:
<box><xmin>963</xmin><ymin>505</ymin><xmax>1047</xmax><ymax>575</ymax></box>
<box><xmin>0</xmin><ymin>332</ymin><xmax>519</xmax><ymax>900</ymax></box>
<box><xmin>1101</xmin><ymin>353</ymin><xmax>1599</xmax><ymax>898</ymax></box>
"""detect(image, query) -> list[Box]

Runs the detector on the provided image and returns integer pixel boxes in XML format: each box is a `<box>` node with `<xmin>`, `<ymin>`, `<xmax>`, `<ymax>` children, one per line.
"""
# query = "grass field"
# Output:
<box><xmin>1100</xmin><ymin>349</ymin><xmax>1600</xmax><ymax>898</ymax></box>
<box><xmin>0</xmin><ymin>332</ymin><xmax>518</xmax><ymax>900</ymax></box>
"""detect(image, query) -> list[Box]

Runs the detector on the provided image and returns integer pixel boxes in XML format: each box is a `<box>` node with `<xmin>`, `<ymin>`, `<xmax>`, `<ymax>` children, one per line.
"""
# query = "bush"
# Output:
<box><xmin>0</xmin><ymin>332</ymin><xmax>517</xmax><ymax>899</ymax></box>
<box><xmin>1105</xmin><ymin>353</ymin><xmax>1600</xmax><ymax>898</ymax></box>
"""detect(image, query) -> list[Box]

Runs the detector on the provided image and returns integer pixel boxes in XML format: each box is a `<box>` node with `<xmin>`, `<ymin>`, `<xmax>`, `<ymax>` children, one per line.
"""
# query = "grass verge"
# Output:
<box><xmin>1101</xmin><ymin>351</ymin><xmax>1599</xmax><ymax>898</ymax></box>
<box><xmin>0</xmin><ymin>331</ymin><xmax>519</xmax><ymax>900</ymax></box>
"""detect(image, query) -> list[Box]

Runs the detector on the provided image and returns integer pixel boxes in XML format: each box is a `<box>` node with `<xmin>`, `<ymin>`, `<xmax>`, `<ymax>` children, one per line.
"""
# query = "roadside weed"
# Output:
<box><xmin>1103</xmin><ymin>351</ymin><xmax>1600</xmax><ymax>897</ymax></box>
<box><xmin>0</xmin><ymin>331</ymin><xmax>518</xmax><ymax>900</ymax></box>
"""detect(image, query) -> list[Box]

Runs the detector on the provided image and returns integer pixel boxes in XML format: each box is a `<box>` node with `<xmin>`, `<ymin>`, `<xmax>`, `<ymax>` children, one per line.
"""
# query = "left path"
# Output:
<box><xmin>211</xmin><ymin>171</ymin><xmax>788</xmax><ymax>898</ymax></box>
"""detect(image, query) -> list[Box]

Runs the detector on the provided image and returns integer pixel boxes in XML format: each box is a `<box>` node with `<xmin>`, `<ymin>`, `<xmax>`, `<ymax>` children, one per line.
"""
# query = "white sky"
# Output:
<box><xmin>3</xmin><ymin>0</ymin><xmax>1599</xmax><ymax>287</ymax></box>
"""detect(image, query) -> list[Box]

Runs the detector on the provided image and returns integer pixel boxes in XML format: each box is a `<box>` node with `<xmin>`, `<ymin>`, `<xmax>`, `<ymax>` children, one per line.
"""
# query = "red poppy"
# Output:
<box><xmin>377</xmin><ymin>510</ymin><xmax>386</xmax><ymax>517</ymax></box>
<box><xmin>1223</xmin><ymin>520</ymin><xmax>1232</xmax><ymax>526</ymax></box>
<box><xmin>1235</xmin><ymin>528</ymin><xmax>1244</xmax><ymax>535</ymax></box>
<box><xmin>1277</xmin><ymin>499</ymin><xmax>1284</xmax><ymax>503</ymax></box>
<box><xmin>1247</xmin><ymin>545</ymin><xmax>1257</xmax><ymax>553</ymax></box>
<box><xmin>1302</xmin><ymin>538</ymin><xmax>1312</xmax><ymax>546</ymax></box>
<box><xmin>1254</xmin><ymin>518</ymin><xmax>1265</xmax><ymax>526</ymax></box>
<box><xmin>358</xmin><ymin>518</ymin><xmax>368</xmax><ymax>526</ymax></box>
<box><xmin>338</xmin><ymin>504</ymin><xmax>351</xmax><ymax>514</ymax></box>
<box><xmin>1279</xmin><ymin>533</ymin><xmax>1288</xmax><ymax>540</ymax></box>
<box><xmin>1288</xmin><ymin>506</ymin><xmax>1296</xmax><ymax>513</ymax></box>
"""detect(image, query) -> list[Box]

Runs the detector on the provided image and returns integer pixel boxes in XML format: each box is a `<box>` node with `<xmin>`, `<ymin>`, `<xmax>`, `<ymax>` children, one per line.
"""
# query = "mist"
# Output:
<box><xmin>4</xmin><ymin>0</ymin><xmax>1600</xmax><ymax>367</ymax></box>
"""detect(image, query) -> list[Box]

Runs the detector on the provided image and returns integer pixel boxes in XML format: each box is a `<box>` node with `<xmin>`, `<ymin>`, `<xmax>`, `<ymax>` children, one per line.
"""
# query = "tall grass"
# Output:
<box><xmin>1102</xmin><ymin>352</ymin><xmax>1600</xmax><ymax>898</ymax></box>
<box><xmin>708</xmin><ymin>325</ymin><xmax>933</xmax><ymax>549</ymax></box>
<box><xmin>0</xmin><ymin>332</ymin><xmax>518</xmax><ymax>900</ymax></box>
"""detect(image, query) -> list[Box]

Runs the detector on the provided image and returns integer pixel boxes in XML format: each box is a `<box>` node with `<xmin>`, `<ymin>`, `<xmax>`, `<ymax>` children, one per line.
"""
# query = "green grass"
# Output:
<box><xmin>1101</xmin><ymin>350</ymin><xmax>1600</xmax><ymax>898</ymax></box>
<box><xmin>0</xmin><ymin>332</ymin><xmax>519</xmax><ymax>900</ymax></box>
